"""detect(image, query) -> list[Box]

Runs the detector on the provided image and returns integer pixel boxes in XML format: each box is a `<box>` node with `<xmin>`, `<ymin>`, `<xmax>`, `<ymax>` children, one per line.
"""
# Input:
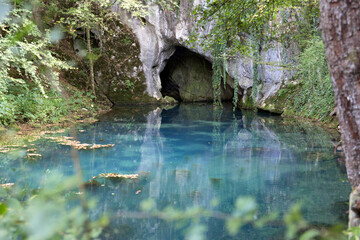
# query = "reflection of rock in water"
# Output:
<box><xmin>174</xmin><ymin>169</ymin><xmax>190</xmax><ymax>185</ymax></box>
<box><xmin>86</xmin><ymin>104</ymin><xmax>348</xmax><ymax>239</ymax></box>
<box><xmin>139</xmin><ymin>107</ymin><xmax>163</xmax><ymax>199</ymax></box>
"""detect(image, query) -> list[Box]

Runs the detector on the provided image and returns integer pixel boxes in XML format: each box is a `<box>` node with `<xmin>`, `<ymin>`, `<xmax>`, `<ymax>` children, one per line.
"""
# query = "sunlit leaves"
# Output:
<box><xmin>190</xmin><ymin>0</ymin><xmax>321</xmax><ymax>57</ymax></box>
<box><xmin>0</xmin><ymin>3</ymin><xmax>76</xmax><ymax>125</ymax></box>
<box><xmin>0</xmin><ymin>203</ymin><xmax>7</xmax><ymax>216</ymax></box>
<box><xmin>0</xmin><ymin>172</ymin><xmax>108</xmax><ymax>240</ymax></box>
<box><xmin>299</xmin><ymin>229</ymin><xmax>320</xmax><ymax>240</ymax></box>
<box><xmin>284</xmin><ymin>203</ymin><xmax>307</xmax><ymax>239</ymax></box>
<box><xmin>186</xmin><ymin>223</ymin><xmax>207</xmax><ymax>240</ymax></box>
<box><xmin>117</xmin><ymin>0</ymin><xmax>148</xmax><ymax>18</ymax></box>
<box><xmin>287</xmin><ymin>36</ymin><xmax>334</xmax><ymax>121</ymax></box>
<box><xmin>0</xmin><ymin>8</ymin><xmax>70</xmax><ymax>92</ymax></box>
<box><xmin>226</xmin><ymin>197</ymin><xmax>257</xmax><ymax>235</ymax></box>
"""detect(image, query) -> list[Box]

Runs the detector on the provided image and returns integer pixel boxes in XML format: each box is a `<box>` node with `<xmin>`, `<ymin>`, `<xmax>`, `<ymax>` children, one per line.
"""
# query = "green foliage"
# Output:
<box><xmin>212</xmin><ymin>41</ymin><xmax>225</xmax><ymax>107</ymax></box>
<box><xmin>190</xmin><ymin>0</ymin><xmax>327</xmax><ymax>116</ymax></box>
<box><xmin>0</xmin><ymin>7</ymin><xmax>69</xmax><ymax>96</ymax></box>
<box><xmin>283</xmin><ymin>203</ymin><xmax>345</xmax><ymax>240</ymax></box>
<box><xmin>251</xmin><ymin>32</ymin><xmax>261</xmax><ymax>101</ymax></box>
<box><xmin>124</xmin><ymin>79</ymin><xmax>134</xmax><ymax>89</ymax></box>
<box><xmin>135</xmin><ymin>196</ymin><xmax>347</xmax><ymax>239</ymax></box>
<box><xmin>226</xmin><ymin>197</ymin><xmax>257</xmax><ymax>235</ymax></box>
<box><xmin>294</xmin><ymin>36</ymin><xmax>334</xmax><ymax>119</ymax></box>
<box><xmin>232</xmin><ymin>68</ymin><xmax>239</xmax><ymax>110</ymax></box>
<box><xmin>0</xmin><ymin>173</ymin><xmax>108</xmax><ymax>239</ymax></box>
<box><xmin>280</xmin><ymin>36</ymin><xmax>334</xmax><ymax>121</ymax></box>
<box><xmin>190</xmin><ymin>0</ymin><xmax>320</xmax><ymax>56</ymax></box>
<box><xmin>345</xmin><ymin>227</ymin><xmax>360</xmax><ymax>240</ymax></box>
<box><xmin>117</xmin><ymin>0</ymin><xmax>148</xmax><ymax>18</ymax></box>
<box><xmin>0</xmin><ymin>3</ymin><xmax>80</xmax><ymax>125</ymax></box>
<box><xmin>59</xmin><ymin>0</ymin><xmax>113</xmax><ymax>32</ymax></box>
<box><xmin>0</xmin><ymin>87</ymin><xmax>96</xmax><ymax>125</ymax></box>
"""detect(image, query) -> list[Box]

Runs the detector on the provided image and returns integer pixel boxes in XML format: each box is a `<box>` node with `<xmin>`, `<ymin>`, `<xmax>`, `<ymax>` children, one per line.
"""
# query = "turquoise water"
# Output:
<box><xmin>0</xmin><ymin>103</ymin><xmax>351</xmax><ymax>239</ymax></box>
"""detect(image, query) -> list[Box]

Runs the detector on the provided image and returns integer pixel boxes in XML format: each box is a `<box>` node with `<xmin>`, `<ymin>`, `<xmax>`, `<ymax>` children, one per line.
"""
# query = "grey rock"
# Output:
<box><xmin>113</xmin><ymin>0</ymin><xmax>293</xmax><ymax>105</ymax></box>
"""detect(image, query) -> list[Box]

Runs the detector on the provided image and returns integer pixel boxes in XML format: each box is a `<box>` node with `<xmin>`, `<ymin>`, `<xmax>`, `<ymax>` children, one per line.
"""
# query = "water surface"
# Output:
<box><xmin>0</xmin><ymin>103</ymin><xmax>351</xmax><ymax>239</ymax></box>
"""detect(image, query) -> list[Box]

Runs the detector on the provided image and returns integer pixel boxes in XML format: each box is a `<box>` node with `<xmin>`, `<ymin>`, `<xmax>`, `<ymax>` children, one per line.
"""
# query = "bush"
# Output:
<box><xmin>285</xmin><ymin>36</ymin><xmax>335</xmax><ymax>121</ymax></box>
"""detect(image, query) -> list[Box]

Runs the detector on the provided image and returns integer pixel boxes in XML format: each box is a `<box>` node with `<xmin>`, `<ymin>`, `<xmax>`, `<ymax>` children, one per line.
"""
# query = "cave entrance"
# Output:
<box><xmin>160</xmin><ymin>46</ymin><xmax>233</xmax><ymax>102</ymax></box>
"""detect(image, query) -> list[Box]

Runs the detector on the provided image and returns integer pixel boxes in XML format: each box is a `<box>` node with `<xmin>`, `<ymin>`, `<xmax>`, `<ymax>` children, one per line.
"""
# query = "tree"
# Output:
<box><xmin>59</xmin><ymin>0</ymin><xmax>170</xmax><ymax>100</ymax></box>
<box><xmin>61</xmin><ymin>0</ymin><xmax>110</xmax><ymax>99</ymax></box>
<box><xmin>319</xmin><ymin>0</ymin><xmax>360</xmax><ymax>189</ymax></box>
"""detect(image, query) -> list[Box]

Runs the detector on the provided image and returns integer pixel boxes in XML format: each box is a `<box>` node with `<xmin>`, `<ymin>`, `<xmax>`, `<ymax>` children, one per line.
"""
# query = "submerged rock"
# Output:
<box><xmin>83</xmin><ymin>179</ymin><xmax>101</xmax><ymax>189</ymax></box>
<box><xmin>41</xmin><ymin>129</ymin><xmax>66</xmax><ymax>134</ymax></box>
<box><xmin>44</xmin><ymin>136</ymin><xmax>114</xmax><ymax>150</ymax></box>
<box><xmin>1</xmin><ymin>183</ymin><xmax>14</xmax><ymax>189</ymax></box>
<box><xmin>26</xmin><ymin>153</ymin><xmax>42</xmax><ymax>160</ymax></box>
<box><xmin>0</xmin><ymin>145</ymin><xmax>23</xmax><ymax>153</ymax></box>
<box><xmin>0</xmin><ymin>148</ymin><xmax>9</xmax><ymax>153</ymax></box>
<box><xmin>88</xmin><ymin>144</ymin><xmax>115</xmax><ymax>150</ymax></box>
<box><xmin>188</xmin><ymin>190</ymin><xmax>202</xmax><ymax>199</ymax></box>
<box><xmin>93</xmin><ymin>173</ymin><xmax>140</xmax><ymax>182</ymax></box>
<box><xmin>26</xmin><ymin>148</ymin><xmax>38</xmax><ymax>152</ymax></box>
<box><xmin>162</xmin><ymin>96</ymin><xmax>178</xmax><ymax>104</ymax></box>
<box><xmin>174</xmin><ymin>169</ymin><xmax>190</xmax><ymax>176</ymax></box>
<box><xmin>98</xmin><ymin>173</ymin><xmax>139</xmax><ymax>179</ymax></box>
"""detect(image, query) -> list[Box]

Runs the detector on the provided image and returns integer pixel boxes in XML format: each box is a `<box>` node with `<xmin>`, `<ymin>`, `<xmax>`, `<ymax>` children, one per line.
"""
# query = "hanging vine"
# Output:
<box><xmin>232</xmin><ymin>66</ymin><xmax>239</xmax><ymax>111</ymax></box>
<box><xmin>223</xmin><ymin>52</ymin><xmax>227</xmax><ymax>90</ymax></box>
<box><xmin>212</xmin><ymin>37</ymin><xmax>226</xmax><ymax>107</ymax></box>
<box><xmin>250</xmin><ymin>32</ymin><xmax>261</xmax><ymax>102</ymax></box>
<box><xmin>212</xmin><ymin>43</ymin><xmax>222</xmax><ymax>107</ymax></box>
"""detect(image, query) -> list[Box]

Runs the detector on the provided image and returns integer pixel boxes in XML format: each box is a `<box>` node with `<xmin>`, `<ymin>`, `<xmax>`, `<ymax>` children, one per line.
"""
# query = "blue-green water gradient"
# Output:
<box><xmin>0</xmin><ymin>103</ymin><xmax>351</xmax><ymax>239</ymax></box>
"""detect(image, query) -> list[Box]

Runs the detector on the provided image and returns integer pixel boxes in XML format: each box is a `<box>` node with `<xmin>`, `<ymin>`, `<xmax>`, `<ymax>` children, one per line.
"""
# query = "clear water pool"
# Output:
<box><xmin>0</xmin><ymin>103</ymin><xmax>351</xmax><ymax>239</ymax></box>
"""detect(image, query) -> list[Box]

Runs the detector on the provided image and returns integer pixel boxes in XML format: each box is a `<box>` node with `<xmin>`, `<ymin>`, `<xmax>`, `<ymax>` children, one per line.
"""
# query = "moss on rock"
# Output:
<box><xmin>94</xmin><ymin>18</ymin><xmax>156</xmax><ymax>105</ymax></box>
<box><xmin>237</xmin><ymin>89</ymin><xmax>256</xmax><ymax>110</ymax></box>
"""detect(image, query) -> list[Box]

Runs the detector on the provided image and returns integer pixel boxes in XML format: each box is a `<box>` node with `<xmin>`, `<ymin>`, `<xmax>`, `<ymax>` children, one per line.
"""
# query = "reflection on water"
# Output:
<box><xmin>0</xmin><ymin>103</ymin><xmax>351</xmax><ymax>239</ymax></box>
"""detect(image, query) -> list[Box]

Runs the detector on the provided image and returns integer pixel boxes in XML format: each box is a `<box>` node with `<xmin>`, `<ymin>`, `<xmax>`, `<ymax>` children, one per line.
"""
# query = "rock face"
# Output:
<box><xmin>93</xmin><ymin>19</ymin><xmax>156</xmax><ymax>104</ymax></box>
<box><xmin>112</xmin><ymin>1</ymin><xmax>292</xmax><ymax>106</ymax></box>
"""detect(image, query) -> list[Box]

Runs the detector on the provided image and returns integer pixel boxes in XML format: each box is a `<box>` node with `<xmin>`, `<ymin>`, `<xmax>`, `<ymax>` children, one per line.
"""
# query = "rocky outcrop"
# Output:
<box><xmin>112</xmin><ymin>1</ymin><xmax>293</xmax><ymax>106</ymax></box>
<box><xmin>93</xmin><ymin>19</ymin><xmax>156</xmax><ymax>104</ymax></box>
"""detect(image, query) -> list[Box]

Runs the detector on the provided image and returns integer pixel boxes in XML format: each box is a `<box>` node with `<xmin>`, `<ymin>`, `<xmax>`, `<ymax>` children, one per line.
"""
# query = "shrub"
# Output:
<box><xmin>285</xmin><ymin>36</ymin><xmax>334</xmax><ymax>121</ymax></box>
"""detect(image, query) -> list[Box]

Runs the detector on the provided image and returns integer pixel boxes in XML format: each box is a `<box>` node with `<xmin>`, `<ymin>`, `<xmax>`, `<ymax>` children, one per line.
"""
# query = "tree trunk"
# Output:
<box><xmin>320</xmin><ymin>0</ymin><xmax>360</xmax><ymax>189</ymax></box>
<box><xmin>86</xmin><ymin>27</ymin><xmax>96</xmax><ymax>99</ymax></box>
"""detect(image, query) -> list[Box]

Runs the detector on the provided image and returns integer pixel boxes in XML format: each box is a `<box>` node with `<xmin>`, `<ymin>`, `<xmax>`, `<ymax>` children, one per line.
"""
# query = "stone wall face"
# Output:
<box><xmin>112</xmin><ymin>0</ymin><xmax>292</xmax><ymax>105</ymax></box>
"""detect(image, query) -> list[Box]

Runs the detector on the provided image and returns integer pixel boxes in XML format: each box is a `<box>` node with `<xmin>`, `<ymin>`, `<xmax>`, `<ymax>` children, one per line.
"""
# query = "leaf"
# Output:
<box><xmin>234</xmin><ymin>197</ymin><xmax>257</xmax><ymax>217</ymax></box>
<box><xmin>254</xmin><ymin>212</ymin><xmax>279</xmax><ymax>228</ymax></box>
<box><xmin>140</xmin><ymin>198</ymin><xmax>156</xmax><ymax>212</ymax></box>
<box><xmin>0</xmin><ymin>203</ymin><xmax>7</xmax><ymax>216</ymax></box>
<box><xmin>226</xmin><ymin>218</ymin><xmax>243</xmax><ymax>236</ymax></box>
<box><xmin>186</xmin><ymin>223</ymin><xmax>207</xmax><ymax>240</ymax></box>
<box><xmin>299</xmin><ymin>229</ymin><xmax>320</xmax><ymax>240</ymax></box>
<box><xmin>7</xmin><ymin>198</ymin><xmax>21</xmax><ymax>210</ymax></box>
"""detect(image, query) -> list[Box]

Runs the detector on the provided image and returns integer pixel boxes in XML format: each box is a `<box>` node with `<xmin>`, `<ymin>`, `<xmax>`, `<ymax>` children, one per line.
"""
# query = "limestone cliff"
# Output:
<box><xmin>111</xmin><ymin>0</ymin><xmax>293</xmax><ymax>108</ymax></box>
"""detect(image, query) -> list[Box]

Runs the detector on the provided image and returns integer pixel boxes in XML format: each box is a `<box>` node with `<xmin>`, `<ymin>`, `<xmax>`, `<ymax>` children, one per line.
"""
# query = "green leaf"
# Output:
<box><xmin>226</xmin><ymin>218</ymin><xmax>243</xmax><ymax>236</ymax></box>
<box><xmin>299</xmin><ymin>229</ymin><xmax>320</xmax><ymax>240</ymax></box>
<box><xmin>0</xmin><ymin>203</ymin><xmax>7</xmax><ymax>216</ymax></box>
<box><xmin>255</xmin><ymin>212</ymin><xmax>279</xmax><ymax>228</ymax></box>
<box><xmin>140</xmin><ymin>198</ymin><xmax>156</xmax><ymax>212</ymax></box>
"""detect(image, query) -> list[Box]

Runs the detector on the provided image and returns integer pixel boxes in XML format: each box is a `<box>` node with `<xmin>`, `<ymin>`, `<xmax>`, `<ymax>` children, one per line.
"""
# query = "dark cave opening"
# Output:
<box><xmin>160</xmin><ymin>46</ymin><xmax>233</xmax><ymax>102</ymax></box>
